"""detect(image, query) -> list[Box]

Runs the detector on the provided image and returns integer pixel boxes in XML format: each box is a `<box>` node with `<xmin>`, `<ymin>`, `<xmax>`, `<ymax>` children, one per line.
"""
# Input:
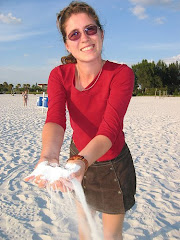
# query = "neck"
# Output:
<box><xmin>75</xmin><ymin>59</ymin><xmax>104</xmax><ymax>90</ymax></box>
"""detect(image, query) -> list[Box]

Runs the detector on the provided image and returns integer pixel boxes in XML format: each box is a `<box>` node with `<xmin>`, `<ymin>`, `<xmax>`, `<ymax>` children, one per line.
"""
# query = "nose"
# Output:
<box><xmin>80</xmin><ymin>30</ymin><xmax>90</xmax><ymax>42</ymax></box>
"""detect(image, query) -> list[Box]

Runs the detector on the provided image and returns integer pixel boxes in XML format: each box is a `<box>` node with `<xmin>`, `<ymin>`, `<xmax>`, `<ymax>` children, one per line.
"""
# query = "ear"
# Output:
<box><xmin>65</xmin><ymin>42</ymin><xmax>71</xmax><ymax>53</ymax></box>
<box><xmin>101</xmin><ymin>30</ymin><xmax>104</xmax><ymax>41</ymax></box>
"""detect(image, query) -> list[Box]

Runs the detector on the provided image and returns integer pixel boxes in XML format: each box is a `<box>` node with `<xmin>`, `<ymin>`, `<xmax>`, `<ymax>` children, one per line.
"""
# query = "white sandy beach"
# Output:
<box><xmin>0</xmin><ymin>94</ymin><xmax>179</xmax><ymax>240</ymax></box>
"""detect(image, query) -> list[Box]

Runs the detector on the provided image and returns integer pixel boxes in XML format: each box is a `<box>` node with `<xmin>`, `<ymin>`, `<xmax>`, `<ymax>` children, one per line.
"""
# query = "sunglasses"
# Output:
<box><xmin>66</xmin><ymin>25</ymin><xmax>100</xmax><ymax>41</ymax></box>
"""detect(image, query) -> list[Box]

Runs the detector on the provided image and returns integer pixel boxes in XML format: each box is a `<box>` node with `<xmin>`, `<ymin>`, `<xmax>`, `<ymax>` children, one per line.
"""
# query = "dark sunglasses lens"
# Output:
<box><xmin>67</xmin><ymin>25</ymin><xmax>98</xmax><ymax>41</ymax></box>
<box><xmin>86</xmin><ymin>25</ymin><xmax>98</xmax><ymax>35</ymax></box>
<box><xmin>68</xmin><ymin>31</ymin><xmax>81</xmax><ymax>41</ymax></box>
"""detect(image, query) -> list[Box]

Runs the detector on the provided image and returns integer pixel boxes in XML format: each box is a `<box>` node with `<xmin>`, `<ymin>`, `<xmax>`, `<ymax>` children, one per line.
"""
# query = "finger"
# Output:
<box><xmin>60</xmin><ymin>178</ymin><xmax>73</xmax><ymax>189</ymax></box>
<box><xmin>35</xmin><ymin>175</ymin><xmax>42</xmax><ymax>180</ymax></box>
<box><xmin>24</xmin><ymin>175</ymin><xmax>35</xmax><ymax>182</ymax></box>
<box><xmin>34</xmin><ymin>175</ymin><xmax>43</xmax><ymax>184</ymax></box>
<box><xmin>50</xmin><ymin>180</ymin><xmax>63</xmax><ymax>191</ymax></box>
<box><xmin>38</xmin><ymin>179</ymin><xmax>47</xmax><ymax>188</ymax></box>
<box><xmin>50</xmin><ymin>180</ymin><xmax>72</xmax><ymax>192</ymax></box>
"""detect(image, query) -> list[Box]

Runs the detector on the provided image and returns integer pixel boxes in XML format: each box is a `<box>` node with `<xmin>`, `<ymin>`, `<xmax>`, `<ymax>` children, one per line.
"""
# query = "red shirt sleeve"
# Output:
<box><xmin>45</xmin><ymin>67</ymin><xmax>67</xmax><ymax>130</ymax></box>
<box><xmin>96</xmin><ymin>65</ymin><xmax>134</xmax><ymax>144</ymax></box>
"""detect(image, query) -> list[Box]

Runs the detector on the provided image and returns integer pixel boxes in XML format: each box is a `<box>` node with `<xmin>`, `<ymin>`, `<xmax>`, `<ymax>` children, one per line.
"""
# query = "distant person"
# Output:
<box><xmin>22</xmin><ymin>90</ymin><xmax>28</xmax><ymax>106</ymax></box>
<box><xmin>25</xmin><ymin>1</ymin><xmax>136</xmax><ymax>239</ymax></box>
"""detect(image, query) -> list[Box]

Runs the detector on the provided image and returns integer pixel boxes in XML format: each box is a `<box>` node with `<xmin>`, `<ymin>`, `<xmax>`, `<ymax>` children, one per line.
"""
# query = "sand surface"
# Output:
<box><xmin>0</xmin><ymin>94</ymin><xmax>179</xmax><ymax>240</ymax></box>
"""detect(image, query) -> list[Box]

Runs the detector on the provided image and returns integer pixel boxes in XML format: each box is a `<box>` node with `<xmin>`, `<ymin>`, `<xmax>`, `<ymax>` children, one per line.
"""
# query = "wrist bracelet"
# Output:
<box><xmin>67</xmin><ymin>155</ymin><xmax>89</xmax><ymax>172</ymax></box>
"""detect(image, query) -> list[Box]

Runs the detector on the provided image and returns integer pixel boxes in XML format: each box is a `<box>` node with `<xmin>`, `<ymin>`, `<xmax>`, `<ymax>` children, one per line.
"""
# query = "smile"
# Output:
<box><xmin>81</xmin><ymin>45</ymin><xmax>94</xmax><ymax>52</ymax></box>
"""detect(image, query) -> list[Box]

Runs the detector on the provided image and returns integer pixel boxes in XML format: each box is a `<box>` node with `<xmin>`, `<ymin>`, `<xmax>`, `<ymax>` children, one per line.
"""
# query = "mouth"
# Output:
<box><xmin>81</xmin><ymin>44</ymin><xmax>95</xmax><ymax>52</ymax></box>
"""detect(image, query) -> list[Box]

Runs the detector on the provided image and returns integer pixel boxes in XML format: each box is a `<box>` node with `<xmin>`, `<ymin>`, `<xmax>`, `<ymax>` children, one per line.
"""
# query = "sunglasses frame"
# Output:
<box><xmin>66</xmin><ymin>25</ymin><xmax>101</xmax><ymax>41</ymax></box>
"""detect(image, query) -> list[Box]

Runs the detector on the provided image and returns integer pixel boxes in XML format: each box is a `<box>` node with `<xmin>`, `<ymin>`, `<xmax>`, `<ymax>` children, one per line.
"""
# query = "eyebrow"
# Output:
<box><xmin>68</xmin><ymin>24</ymin><xmax>96</xmax><ymax>34</ymax></box>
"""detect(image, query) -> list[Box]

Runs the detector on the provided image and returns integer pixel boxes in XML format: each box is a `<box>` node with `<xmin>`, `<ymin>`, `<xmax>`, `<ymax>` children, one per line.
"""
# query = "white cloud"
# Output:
<box><xmin>163</xmin><ymin>54</ymin><xmax>180</xmax><ymax>65</ymax></box>
<box><xmin>131</xmin><ymin>5</ymin><xmax>148</xmax><ymax>19</ymax></box>
<box><xmin>129</xmin><ymin>0</ymin><xmax>173</xmax><ymax>6</ymax></box>
<box><xmin>0</xmin><ymin>13</ymin><xmax>22</xmax><ymax>24</ymax></box>
<box><xmin>154</xmin><ymin>17</ymin><xmax>166</xmax><ymax>24</ymax></box>
<box><xmin>129</xmin><ymin>0</ymin><xmax>178</xmax><ymax>21</ymax></box>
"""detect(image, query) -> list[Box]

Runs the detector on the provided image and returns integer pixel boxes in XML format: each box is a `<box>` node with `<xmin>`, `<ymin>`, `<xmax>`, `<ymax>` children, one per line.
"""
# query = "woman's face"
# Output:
<box><xmin>65</xmin><ymin>13</ymin><xmax>104</xmax><ymax>63</ymax></box>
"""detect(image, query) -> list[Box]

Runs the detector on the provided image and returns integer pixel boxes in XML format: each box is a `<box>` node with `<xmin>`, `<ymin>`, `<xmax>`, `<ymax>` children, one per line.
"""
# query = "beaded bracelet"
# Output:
<box><xmin>67</xmin><ymin>155</ymin><xmax>89</xmax><ymax>172</ymax></box>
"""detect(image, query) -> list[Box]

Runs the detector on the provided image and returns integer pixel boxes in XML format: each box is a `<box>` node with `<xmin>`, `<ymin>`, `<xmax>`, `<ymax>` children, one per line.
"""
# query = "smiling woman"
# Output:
<box><xmin>25</xmin><ymin>1</ymin><xmax>136</xmax><ymax>240</ymax></box>
<box><xmin>57</xmin><ymin>1</ymin><xmax>104</xmax><ymax>65</ymax></box>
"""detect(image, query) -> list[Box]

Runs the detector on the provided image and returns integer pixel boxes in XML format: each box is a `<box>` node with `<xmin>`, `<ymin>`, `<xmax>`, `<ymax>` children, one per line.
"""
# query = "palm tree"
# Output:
<box><xmin>16</xmin><ymin>83</ymin><xmax>21</xmax><ymax>90</ymax></box>
<box><xmin>3</xmin><ymin>82</ymin><xmax>8</xmax><ymax>88</ymax></box>
<box><xmin>8</xmin><ymin>84</ymin><xmax>14</xmax><ymax>91</ymax></box>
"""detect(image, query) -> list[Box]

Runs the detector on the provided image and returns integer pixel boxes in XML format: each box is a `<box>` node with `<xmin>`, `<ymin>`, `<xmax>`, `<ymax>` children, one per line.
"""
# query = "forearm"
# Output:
<box><xmin>78</xmin><ymin>135</ymin><xmax>112</xmax><ymax>166</ymax></box>
<box><xmin>40</xmin><ymin>122</ymin><xmax>65</xmax><ymax>162</ymax></box>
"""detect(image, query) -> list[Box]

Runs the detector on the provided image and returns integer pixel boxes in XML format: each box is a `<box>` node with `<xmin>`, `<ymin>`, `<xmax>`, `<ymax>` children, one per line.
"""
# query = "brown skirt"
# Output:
<box><xmin>70</xmin><ymin>140</ymin><xmax>136</xmax><ymax>214</ymax></box>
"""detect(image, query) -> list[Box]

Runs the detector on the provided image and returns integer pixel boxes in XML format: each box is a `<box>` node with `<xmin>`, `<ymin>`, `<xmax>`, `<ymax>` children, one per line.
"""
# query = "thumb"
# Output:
<box><xmin>24</xmin><ymin>175</ymin><xmax>35</xmax><ymax>182</ymax></box>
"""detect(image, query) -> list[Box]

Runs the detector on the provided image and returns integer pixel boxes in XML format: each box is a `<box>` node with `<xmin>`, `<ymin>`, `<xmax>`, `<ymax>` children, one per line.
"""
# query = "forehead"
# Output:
<box><xmin>65</xmin><ymin>13</ymin><xmax>96</xmax><ymax>33</ymax></box>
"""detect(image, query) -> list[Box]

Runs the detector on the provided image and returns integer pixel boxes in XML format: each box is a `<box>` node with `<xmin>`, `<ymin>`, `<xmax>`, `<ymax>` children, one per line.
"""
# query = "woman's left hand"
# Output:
<box><xmin>67</xmin><ymin>159</ymin><xmax>86</xmax><ymax>182</ymax></box>
<box><xmin>50</xmin><ymin>160</ymin><xmax>86</xmax><ymax>192</ymax></box>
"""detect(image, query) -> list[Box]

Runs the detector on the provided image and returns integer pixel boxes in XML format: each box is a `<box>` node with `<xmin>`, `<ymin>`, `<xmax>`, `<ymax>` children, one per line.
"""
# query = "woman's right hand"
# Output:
<box><xmin>24</xmin><ymin>158</ymin><xmax>59</xmax><ymax>189</ymax></box>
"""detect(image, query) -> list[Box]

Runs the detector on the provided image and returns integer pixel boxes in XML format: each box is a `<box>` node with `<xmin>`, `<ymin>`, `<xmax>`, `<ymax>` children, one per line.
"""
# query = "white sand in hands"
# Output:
<box><xmin>26</xmin><ymin>161</ymin><xmax>80</xmax><ymax>184</ymax></box>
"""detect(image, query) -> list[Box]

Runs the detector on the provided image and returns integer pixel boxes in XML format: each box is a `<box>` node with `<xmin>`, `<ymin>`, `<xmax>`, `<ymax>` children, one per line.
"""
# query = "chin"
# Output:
<box><xmin>77</xmin><ymin>54</ymin><xmax>101</xmax><ymax>63</ymax></box>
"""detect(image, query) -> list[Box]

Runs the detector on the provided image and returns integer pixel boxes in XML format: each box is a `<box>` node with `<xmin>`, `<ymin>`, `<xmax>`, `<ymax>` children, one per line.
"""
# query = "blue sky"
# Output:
<box><xmin>0</xmin><ymin>0</ymin><xmax>180</xmax><ymax>86</ymax></box>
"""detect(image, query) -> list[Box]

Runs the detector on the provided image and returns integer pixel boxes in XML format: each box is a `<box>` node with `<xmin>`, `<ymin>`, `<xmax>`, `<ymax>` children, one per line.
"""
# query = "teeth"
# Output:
<box><xmin>81</xmin><ymin>45</ymin><xmax>93</xmax><ymax>52</ymax></box>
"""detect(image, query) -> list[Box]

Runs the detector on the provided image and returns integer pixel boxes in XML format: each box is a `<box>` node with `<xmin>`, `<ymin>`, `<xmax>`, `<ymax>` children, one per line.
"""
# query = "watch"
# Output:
<box><xmin>67</xmin><ymin>155</ymin><xmax>89</xmax><ymax>171</ymax></box>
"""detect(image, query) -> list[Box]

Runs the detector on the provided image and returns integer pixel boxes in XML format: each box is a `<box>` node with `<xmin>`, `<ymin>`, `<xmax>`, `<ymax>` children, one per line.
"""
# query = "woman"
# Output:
<box><xmin>22</xmin><ymin>90</ymin><xmax>28</xmax><ymax>106</ymax></box>
<box><xmin>26</xmin><ymin>1</ymin><xmax>136</xmax><ymax>239</ymax></box>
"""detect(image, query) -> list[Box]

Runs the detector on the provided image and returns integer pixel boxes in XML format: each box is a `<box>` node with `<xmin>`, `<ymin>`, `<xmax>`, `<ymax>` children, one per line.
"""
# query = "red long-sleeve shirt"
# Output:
<box><xmin>46</xmin><ymin>60</ymin><xmax>134</xmax><ymax>162</ymax></box>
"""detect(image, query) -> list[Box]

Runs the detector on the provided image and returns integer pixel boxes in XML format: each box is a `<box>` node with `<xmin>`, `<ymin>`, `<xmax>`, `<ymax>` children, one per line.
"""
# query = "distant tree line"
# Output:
<box><xmin>132</xmin><ymin>59</ymin><xmax>180</xmax><ymax>96</ymax></box>
<box><xmin>0</xmin><ymin>59</ymin><xmax>180</xmax><ymax>96</ymax></box>
<box><xmin>0</xmin><ymin>83</ymin><xmax>45</xmax><ymax>94</ymax></box>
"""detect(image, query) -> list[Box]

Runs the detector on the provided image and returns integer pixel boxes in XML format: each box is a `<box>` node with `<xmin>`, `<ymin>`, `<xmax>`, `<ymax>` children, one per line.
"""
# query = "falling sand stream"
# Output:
<box><xmin>24</xmin><ymin>162</ymin><xmax>101</xmax><ymax>240</ymax></box>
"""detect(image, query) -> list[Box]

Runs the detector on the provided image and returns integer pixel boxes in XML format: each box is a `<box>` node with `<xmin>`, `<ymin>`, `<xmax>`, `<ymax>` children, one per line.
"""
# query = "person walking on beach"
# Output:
<box><xmin>22</xmin><ymin>90</ymin><xmax>28</xmax><ymax>106</ymax></box>
<box><xmin>26</xmin><ymin>1</ymin><xmax>136</xmax><ymax>239</ymax></box>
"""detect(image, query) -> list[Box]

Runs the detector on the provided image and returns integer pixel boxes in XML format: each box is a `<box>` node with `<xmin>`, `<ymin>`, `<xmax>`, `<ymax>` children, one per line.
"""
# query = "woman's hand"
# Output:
<box><xmin>24</xmin><ymin>158</ymin><xmax>59</xmax><ymax>189</ymax></box>
<box><xmin>50</xmin><ymin>160</ymin><xmax>86</xmax><ymax>192</ymax></box>
<box><xmin>68</xmin><ymin>159</ymin><xmax>86</xmax><ymax>182</ymax></box>
<box><xmin>24</xmin><ymin>158</ymin><xmax>86</xmax><ymax>192</ymax></box>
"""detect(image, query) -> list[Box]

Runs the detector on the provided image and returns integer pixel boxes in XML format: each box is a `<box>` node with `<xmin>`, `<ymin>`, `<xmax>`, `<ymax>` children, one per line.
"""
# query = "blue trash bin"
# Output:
<box><xmin>37</xmin><ymin>97</ymin><xmax>43</xmax><ymax>106</ymax></box>
<box><xmin>42</xmin><ymin>97</ymin><xmax>48</xmax><ymax>107</ymax></box>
